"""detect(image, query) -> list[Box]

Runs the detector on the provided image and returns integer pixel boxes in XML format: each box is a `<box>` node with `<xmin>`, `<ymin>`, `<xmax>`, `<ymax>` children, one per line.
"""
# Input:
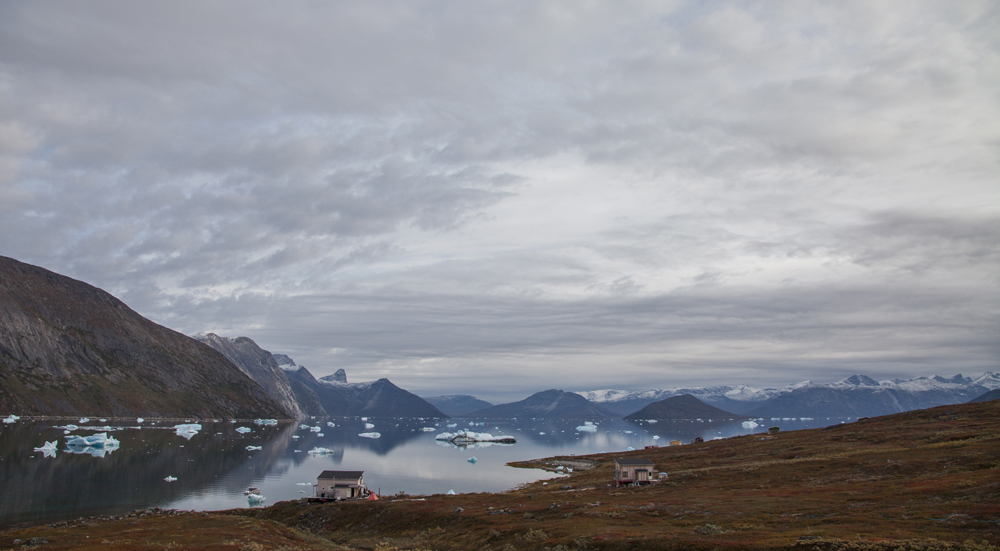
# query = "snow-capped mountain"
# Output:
<box><xmin>582</xmin><ymin>372</ymin><xmax>999</xmax><ymax>418</ymax></box>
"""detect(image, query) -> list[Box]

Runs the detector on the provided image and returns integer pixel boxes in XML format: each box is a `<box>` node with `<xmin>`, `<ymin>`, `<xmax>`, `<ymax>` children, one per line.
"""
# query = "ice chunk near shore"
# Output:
<box><xmin>3</xmin><ymin>415</ymin><xmax>19</xmax><ymax>424</ymax></box>
<box><xmin>246</xmin><ymin>445</ymin><xmax>262</xmax><ymax>451</ymax></box>
<box><xmin>308</xmin><ymin>447</ymin><xmax>335</xmax><ymax>455</ymax></box>
<box><xmin>447</xmin><ymin>489</ymin><xmax>456</xmax><ymax>495</ymax></box>
<box><xmin>359</xmin><ymin>432</ymin><xmax>381</xmax><ymax>439</ymax></box>
<box><xmin>742</xmin><ymin>420</ymin><xmax>759</xmax><ymax>429</ymax></box>
<box><xmin>164</xmin><ymin>476</ymin><xmax>177</xmax><ymax>482</ymax></box>
<box><xmin>174</xmin><ymin>424</ymin><xmax>202</xmax><ymax>439</ymax></box>
<box><xmin>34</xmin><ymin>441</ymin><xmax>58</xmax><ymax>458</ymax></box>
<box><xmin>254</xmin><ymin>419</ymin><xmax>278</xmax><ymax>426</ymax></box>
<box><xmin>235</xmin><ymin>426</ymin><xmax>252</xmax><ymax>434</ymax></box>
<box><xmin>247</xmin><ymin>494</ymin><xmax>266</xmax><ymax>505</ymax></box>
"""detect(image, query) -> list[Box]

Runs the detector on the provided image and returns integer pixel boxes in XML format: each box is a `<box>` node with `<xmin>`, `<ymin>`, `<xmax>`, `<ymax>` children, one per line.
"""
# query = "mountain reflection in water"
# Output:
<box><xmin>0</xmin><ymin>415</ymin><xmax>848</xmax><ymax>525</ymax></box>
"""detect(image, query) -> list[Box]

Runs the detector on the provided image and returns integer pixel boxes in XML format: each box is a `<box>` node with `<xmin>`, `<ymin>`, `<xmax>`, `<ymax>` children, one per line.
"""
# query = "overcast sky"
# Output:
<box><xmin>1</xmin><ymin>1</ymin><xmax>997</xmax><ymax>401</ymax></box>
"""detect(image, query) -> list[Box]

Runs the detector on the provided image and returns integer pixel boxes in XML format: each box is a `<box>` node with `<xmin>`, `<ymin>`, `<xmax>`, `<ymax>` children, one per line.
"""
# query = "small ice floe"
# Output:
<box><xmin>65</xmin><ymin>432</ymin><xmax>120</xmax><ymax>458</ymax></box>
<box><xmin>308</xmin><ymin>447</ymin><xmax>335</xmax><ymax>455</ymax></box>
<box><xmin>79</xmin><ymin>418</ymin><xmax>90</xmax><ymax>423</ymax></box>
<box><xmin>164</xmin><ymin>476</ymin><xmax>177</xmax><ymax>482</ymax></box>
<box><xmin>292</xmin><ymin>435</ymin><xmax>300</xmax><ymax>439</ymax></box>
<box><xmin>294</xmin><ymin>449</ymin><xmax>302</xmax><ymax>453</ymax></box>
<box><xmin>310</xmin><ymin>426</ymin><xmax>321</xmax><ymax>432</ymax></box>
<box><xmin>652</xmin><ymin>435</ymin><xmax>660</xmax><ymax>440</ymax></box>
<box><xmin>556</xmin><ymin>465</ymin><xmax>564</xmax><ymax>471</ymax></box>
<box><xmin>99</xmin><ymin>419</ymin><xmax>107</xmax><ymax>423</ymax></box>
<box><xmin>3</xmin><ymin>414</ymin><xmax>20</xmax><ymax>424</ymax></box>
<box><xmin>539</xmin><ymin>432</ymin><xmax>546</xmax><ymax>435</ymax></box>
<box><xmin>624</xmin><ymin>430</ymin><xmax>633</xmax><ymax>434</ymax></box>
<box><xmin>247</xmin><ymin>494</ymin><xmax>266</xmax><ymax>505</ymax></box>
<box><xmin>646</xmin><ymin>419</ymin><xmax>658</xmax><ymax>423</ymax></box>
<box><xmin>742</xmin><ymin>420</ymin><xmax>759</xmax><ymax>429</ymax></box>
<box><xmin>254</xmin><ymin>419</ymin><xmax>278</xmax><ymax>426</ymax></box>
<box><xmin>34</xmin><ymin>441</ymin><xmax>58</xmax><ymax>458</ymax></box>
<box><xmin>246</xmin><ymin>445</ymin><xmax>262</xmax><ymax>451</ymax></box>
<box><xmin>359</xmin><ymin>432</ymin><xmax>381</xmax><ymax>439</ymax></box>
<box><xmin>137</xmin><ymin>418</ymin><xmax>144</xmax><ymax>424</ymax></box>
<box><xmin>446</xmin><ymin>423</ymin><xmax>457</xmax><ymax>428</ymax></box>
<box><xmin>300</xmin><ymin>425</ymin><xmax>310</xmax><ymax>430</ymax></box>
<box><xmin>361</xmin><ymin>417</ymin><xmax>368</xmax><ymax>421</ymax></box>
<box><xmin>55</xmin><ymin>424</ymin><xmax>79</xmax><ymax>431</ymax></box>
<box><xmin>364</xmin><ymin>422</ymin><xmax>375</xmax><ymax>429</ymax></box>
<box><xmin>421</xmin><ymin>427</ymin><xmax>436</xmax><ymax>432</ymax></box>
<box><xmin>467</xmin><ymin>457</ymin><xmax>477</xmax><ymax>464</ymax></box>
<box><xmin>296</xmin><ymin>482</ymin><xmax>312</xmax><ymax>486</ymax></box>
<box><xmin>575</xmin><ymin>422</ymin><xmax>597</xmax><ymax>432</ymax></box>
<box><xmin>174</xmin><ymin>423</ymin><xmax>202</xmax><ymax>439</ymax></box>
<box><xmin>235</xmin><ymin>427</ymin><xmax>252</xmax><ymax>434</ymax></box>
<box><xmin>326</xmin><ymin>422</ymin><xmax>335</xmax><ymax>428</ymax></box>
<box><xmin>317</xmin><ymin>433</ymin><xmax>324</xmax><ymax>437</ymax></box>
<box><xmin>447</xmin><ymin>489</ymin><xmax>456</xmax><ymax>495</ymax></box>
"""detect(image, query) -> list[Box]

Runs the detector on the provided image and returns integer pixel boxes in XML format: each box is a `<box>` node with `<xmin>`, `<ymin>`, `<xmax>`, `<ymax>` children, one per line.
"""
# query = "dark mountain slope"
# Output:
<box><xmin>282</xmin><ymin>367</ymin><xmax>446</xmax><ymax>417</ymax></box>
<box><xmin>624</xmin><ymin>394</ymin><xmax>745</xmax><ymax>420</ymax></box>
<box><xmin>423</xmin><ymin>395</ymin><xmax>493</xmax><ymax>417</ymax></box>
<box><xmin>969</xmin><ymin>388</ymin><xmax>1000</xmax><ymax>402</ymax></box>
<box><xmin>0</xmin><ymin>256</ymin><xmax>285</xmax><ymax>418</ymax></box>
<box><xmin>467</xmin><ymin>389</ymin><xmax>617</xmax><ymax>418</ymax></box>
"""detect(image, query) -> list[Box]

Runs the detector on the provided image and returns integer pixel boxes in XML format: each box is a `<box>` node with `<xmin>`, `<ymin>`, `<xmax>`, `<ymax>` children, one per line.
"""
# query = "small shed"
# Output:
<box><xmin>315</xmin><ymin>470</ymin><xmax>366</xmax><ymax>500</ymax></box>
<box><xmin>614</xmin><ymin>457</ymin><xmax>655</xmax><ymax>487</ymax></box>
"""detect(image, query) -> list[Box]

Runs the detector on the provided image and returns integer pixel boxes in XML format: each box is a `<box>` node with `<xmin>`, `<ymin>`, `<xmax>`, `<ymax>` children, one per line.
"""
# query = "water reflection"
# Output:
<box><xmin>0</xmin><ymin>415</ymin><xmax>850</xmax><ymax>526</ymax></box>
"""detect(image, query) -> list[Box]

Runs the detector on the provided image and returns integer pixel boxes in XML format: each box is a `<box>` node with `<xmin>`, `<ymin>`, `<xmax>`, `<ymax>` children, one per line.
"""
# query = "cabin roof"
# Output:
<box><xmin>318</xmin><ymin>470</ymin><xmax>364</xmax><ymax>479</ymax></box>
<box><xmin>615</xmin><ymin>457</ymin><xmax>655</xmax><ymax>466</ymax></box>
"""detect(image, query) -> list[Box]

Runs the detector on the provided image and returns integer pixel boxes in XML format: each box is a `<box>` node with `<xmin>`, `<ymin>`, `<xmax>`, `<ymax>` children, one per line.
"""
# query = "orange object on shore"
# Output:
<box><xmin>367</xmin><ymin>492</ymin><xmax>379</xmax><ymax>501</ymax></box>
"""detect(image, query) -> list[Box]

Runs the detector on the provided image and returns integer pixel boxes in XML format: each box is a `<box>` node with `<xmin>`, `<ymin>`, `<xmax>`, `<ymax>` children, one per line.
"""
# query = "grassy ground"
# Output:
<box><xmin>2</xmin><ymin>400</ymin><xmax>998</xmax><ymax>550</ymax></box>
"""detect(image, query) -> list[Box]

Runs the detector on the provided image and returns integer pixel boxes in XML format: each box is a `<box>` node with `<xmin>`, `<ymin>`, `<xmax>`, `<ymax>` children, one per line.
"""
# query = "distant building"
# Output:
<box><xmin>315</xmin><ymin>470</ymin><xmax>366</xmax><ymax>500</ymax></box>
<box><xmin>693</xmin><ymin>436</ymin><xmax>704</xmax><ymax>443</ymax></box>
<box><xmin>614</xmin><ymin>457</ymin><xmax>655</xmax><ymax>486</ymax></box>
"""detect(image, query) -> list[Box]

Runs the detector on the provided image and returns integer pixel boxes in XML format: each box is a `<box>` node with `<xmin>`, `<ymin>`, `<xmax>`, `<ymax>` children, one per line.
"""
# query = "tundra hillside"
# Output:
<box><xmin>2</xmin><ymin>400</ymin><xmax>997</xmax><ymax>550</ymax></box>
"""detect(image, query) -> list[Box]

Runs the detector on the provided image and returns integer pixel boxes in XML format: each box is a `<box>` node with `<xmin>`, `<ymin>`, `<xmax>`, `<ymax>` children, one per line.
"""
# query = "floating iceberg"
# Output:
<box><xmin>246</xmin><ymin>445</ymin><xmax>262</xmax><ymax>451</ymax></box>
<box><xmin>164</xmin><ymin>476</ymin><xmax>177</xmax><ymax>482</ymax></box>
<box><xmin>364</xmin><ymin>422</ymin><xmax>375</xmax><ymax>429</ymax></box>
<box><xmin>174</xmin><ymin>423</ymin><xmax>202</xmax><ymax>439</ymax></box>
<box><xmin>361</xmin><ymin>417</ymin><xmax>368</xmax><ymax>421</ymax></box>
<box><xmin>79</xmin><ymin>418</ymin><xmax>90</xmax><ymax>423</ymax></box>
<box><xmin>292</xmin><ymin>435</ymin><xmax>300</xmax><ymax>439</ymax></box>
<box><xmin>742</xmin><ymin>420</ymin><xmax>759</xmax><ymax>429</ymax></box>
<box><xmin>467</xmin><ymin>457</ymin><xmax>477</xmax><ymax>464</ymax></box>
<box><xmin>55</xmin><ymin>424</ymin><xmax>79</xmax><ymax>431</ymax></box>
<box><xmin>296</xmin><ymin>482</ymin><xmax>312</xmax><ymax>486</ymax></box>
<box><xmin>299</xmin><ymin>425</ymin><xmax>310</xmax><ymax>430</ymax></box>
<box><xmin>359</xmin><ymin>432</ymin><xmax>381</xmax><ymax>439</ymax></box>
<box><xmin>3</xmin><ymin>415</ymin><xmax>19</xmax><ymax>424</ymax></box>
<box><xmin>247</xmin><ymin>494</ymin><xmax>266</xmax><ymax>505</ymax></box>
<box><xmin>446</xmin><ymin>423</ymin><xmax>457</xmax><ymax>428</ymax></box>
<box><xmin>137</xmin><ymin>418</ymin><xmax>144</xmax><ymax>424</ymax></box>
<box><xmin>447</xmin><ymin>489</ymin><xmax>456</xmax><ymax>495</ymax></box>
<box><xmin>624</xmin><ymin>430</ymin><xmax>633</xmax><ymax>434</ymax></box>
<box><xmin>539</xmin><ymin>432</ymin><xmax>545</xmax><ymax>435</ymax></box>
<box><xmin>34</xmin><ymin>441</ymin><xmax>58</xmax><ymax>458</ymax></box>
<box><xmin>421</xmin><ymin>427</ymin><xmax>436</xmax><ymax>432</ymax></box>
<box><xmin>65</xmin><ymin>433</ymin><xmax>120</xmax><ymax>457</ymax></box>
<box><xmin>254</xmin><ymin>419</ymin><xmax>278</xmax><ymax>426</ymax></box>
<box><xmin>310</xmin><ymin>426</ymin><xmax>321</xmax><ymax>432</ymax></box>
<box><xmin>308</xmin><ymin>447</ymin><xmax>335</xmax><ymax>455</ymax></box>
<box><xmin>326</xmin><ymin>422</ymin><xmax>335</xmax><ymax>428</ymax></box>
<box><xmin>435</xmin><ymin>430</ymin><xmax>516</xmax><ymax>446</ymax></box>
<box><xmin>652</xmin><ymin>435</ymin><xmax>660</xmax><ymax>440</ymax></box>
<box><xmin>235</xmin><ymin>426</ymin><xmax>252</xmax><ymax>434</ymax></box>
<box><xmin>646</xmin><ymin>419</ymin><xmax>658</xmax><ymax>423</ymax></box>
<box><xmin>317</xmin><ymin>433</ymin><xmax>324</xmax><ymax>437</ymax></box>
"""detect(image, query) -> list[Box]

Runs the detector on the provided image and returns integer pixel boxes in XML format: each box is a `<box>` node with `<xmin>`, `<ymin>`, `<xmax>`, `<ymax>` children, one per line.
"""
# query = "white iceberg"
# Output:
<box><xmin>308</xmin><ymin>447</ymin><xmax>336</xmax><ymax>455</ymax></box>
<box><xmin>447</xmin><ymin>489</ymin><xmax>456</xmax><ymax>495</ymax></box>
<box><xmin>446</xmin><ymin>423</ymin><xmax>457</xmax><ymax>428</ymax></box>
<box><xmin>79</xmin><ymin>418</ymin><xmax>90</xmax><ymax>423</ymax></box>
<box><xmin>317</xmin><ymin>433</ymin><xmax>324</xmax><ymax>437</ymax></box>
<box><xmin>361</xmin><ymin>417</ymin><xmax>368</xmax><ymax>421</ymax></box>
<box><xmin>296</xmin><ymin>482</ymin><xmax>312</xmax><ymax>486</ymax></box>
<box><xmin>646</xmin><ymin>419</ymin><xmax>658</xmax><ymax>423</ymax></box>
<box><xmin>421</xmin><ymin>427</ymin><xmax>436</xmax><ymax>432</ymax></box>
<box><xmin>652</xmin><ymin>435</ymin><xmax>660</xmax><ymax>440</ymax></box>
<box><xmin>174</xmin><ymin>423</ymin><xmax>202</xmax><ymax>439</ymax></box>
<box><xmin>3</xmin><ymin>414</ymin><xmax>20</xmax><ymax>424</ymax></box>
<box><xmin>65</xmin><ymin>432</ymin><xmax>120</xmax><ymax>457</ymax></box>
<box><xmin>467</xmin><ymin>457</ymin><xmax>477</xmax><ymax>464</ymax></box>
<box><xmin>34</xmin><ymin>441</ymin><xmax>58</xmax><ymax>458</ymax></box>
<box><xmin>254</xmin><ymin>419</ymin><xmax>278</xmax><ymax>426</ymax></box>
<box><xmin>246</xmin><ymin>445</ymin><xmax>262</xmax><ymax>451</ymax></box>
<box><xmin>359</xmin><ymin>432</ymin><xmax>381</xmax><ymax>439</ymax></box>
<box><xmin>326</xmin><ymin>422</ymin><xmax>335</xmax><ymax>428</ymax></box>
<box><xmin>364</xmin><ymin>422</ymin><xmax>375</xmax><ymax>429</ymax></box>
<box><xmin>626</xmin><ymin>446</ymin><xmax>635</xmax><ymax>451</ymax></box>
<box><xmin>55</xmin><ymin>424</ymin><xmax>79</xmax><ymax>431</ymax></box>
<box><xmin>247</xmin><ymin>494</ymin><xmax>266</xmax><ymax>505</ymax></box>
<box><xmin>235</xmin><ymin>426</ymin><xmax>252</xmax><ymax>434</ymax></box>
<box><xmin>164</xmin><ymin>476</ymin><xmax>177</xmax><ymax>482</ymax></box>
<box><xmin>292</xmin><ymin>435</ymin><xmax>300</xmax><ymax>439</ymax></box>
<box><xmin>742</xmin><ymin>420</ymin><xmax>759</xmax><ymax>429</ymax></box>
<box><xmin>575</xmin><ymin>424</ymin><xmax>598</xmax><ymax>432</ymax></box>
<box><xmin>310</xmin><ymin>426</ymin><xmax>321</xmax><ymax>432</ymax></box>
<box><xmin>137</xmin><ymin>418</ymin><xmax>144</xmax><ymax>424</ymax></box>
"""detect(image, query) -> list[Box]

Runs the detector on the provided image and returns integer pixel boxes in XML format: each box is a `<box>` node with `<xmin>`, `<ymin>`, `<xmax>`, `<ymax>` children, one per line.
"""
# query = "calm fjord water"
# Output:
<box><xmin>0</xmin><ymin>415</ymin><xmax>848</xmax><ymax>526</ymax></box>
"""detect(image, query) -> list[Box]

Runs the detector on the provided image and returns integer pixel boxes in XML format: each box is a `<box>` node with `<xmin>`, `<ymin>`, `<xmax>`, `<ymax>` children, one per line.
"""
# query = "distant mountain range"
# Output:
<box><xmin>465</xmin><ymin>389</ymin><xmax>617</xmax><ymax>418</ymax></box>
<box><xmin>624</xmin><ymin>394</ymin><xmax>745</xmax><ymax>420</ymax></box>
<box><xmin>0</xmin><ymin>256</ymin><xmax>286</xmax><ymax>418</ymax></box>
<box><xmin>582</xmin><ymin>373</ymin><xmax>1000</xmax><ymax>418</ymax></box>
<box><xmin>423</xmin><ymin>395</ymin><xmax>494</xmax><ymax>417</ymax></box>
<box><xmin>199</xmin><ymin>335</ymin><xmax>448</xmax><ymax>418</ymax></box>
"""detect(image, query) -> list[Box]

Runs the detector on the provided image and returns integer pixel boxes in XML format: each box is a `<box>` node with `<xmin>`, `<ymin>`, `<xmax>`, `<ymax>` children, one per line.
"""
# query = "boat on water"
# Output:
<box><xmin>244</xmin><ymin>487</ymin><xmax>261</xmax><ymax>495</ymax></box>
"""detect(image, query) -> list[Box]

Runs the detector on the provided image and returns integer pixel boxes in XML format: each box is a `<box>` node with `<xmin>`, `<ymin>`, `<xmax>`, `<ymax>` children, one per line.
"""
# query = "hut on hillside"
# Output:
<box><xmin>314</xmin><ymin>470</ymin><xmax>367</xmax><ymax>500</ymax></box>
<box><xmin>613</xmin><ymin>457</ymin><xmax>655</xmax><ymax>487</ymax></box>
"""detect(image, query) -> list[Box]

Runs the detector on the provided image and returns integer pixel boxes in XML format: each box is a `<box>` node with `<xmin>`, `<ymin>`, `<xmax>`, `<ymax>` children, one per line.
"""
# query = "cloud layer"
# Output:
<box><xmin>1</xmin><ymin>1</ymin><xmax>997</xmax><ymax>400</ymax></box>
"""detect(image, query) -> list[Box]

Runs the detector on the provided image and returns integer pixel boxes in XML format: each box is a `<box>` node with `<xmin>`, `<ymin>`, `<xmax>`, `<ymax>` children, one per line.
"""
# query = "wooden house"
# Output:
<box><xmin>614</xmin><ymin>457</ymin><xmax>655</xmax><ymax>486</ymax></box>
<box><xmin>315</xmin><ymin>470</ymin><xmax>366</xmax><ymax>500</ymax></box>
